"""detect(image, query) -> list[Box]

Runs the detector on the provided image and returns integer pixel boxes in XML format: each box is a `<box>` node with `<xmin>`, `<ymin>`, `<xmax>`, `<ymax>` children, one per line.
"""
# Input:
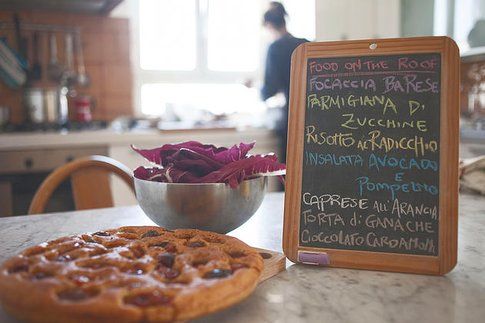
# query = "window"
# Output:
<box><xmin>453</xmin><ymin>0</ymin><xmax>485</xmax><ymax>52</ymax></box>
<box><xmin>434</xmin><ymin>0</ymin><xmax>485</xmax><ymax>52</ymax></box>
<box><xmin>137</xmin><ymin>0</ymin><xmax>315</xmax><ymax>116</ymax></box>
<box><xmin>207</xmin><ymin>0</ymin><xmax>261</xmax><ymax>71</ymax></box>
<box><xmin>280</xmin><ymin>0</ymin><xmax>316</xmax><ymax>41</ymax></box>
<box><xmin>141</xmin><ymin>83</ymin><xmax>264</xmax><ymax>116</ymax></box>
<box><xmin>140</xmin><ymin>0</ymin><xmax>197</xmax><ymax>70</ymax></box>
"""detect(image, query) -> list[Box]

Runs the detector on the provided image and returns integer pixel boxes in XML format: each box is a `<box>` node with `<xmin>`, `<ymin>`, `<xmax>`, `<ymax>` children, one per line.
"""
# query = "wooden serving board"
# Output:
<box><xmin>254</xmin><ymin>248</ymin><xmax>286</xmax><ymax>283</ymax></box>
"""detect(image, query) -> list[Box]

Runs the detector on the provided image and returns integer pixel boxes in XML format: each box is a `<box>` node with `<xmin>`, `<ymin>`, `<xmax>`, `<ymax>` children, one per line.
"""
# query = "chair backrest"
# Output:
<box><xmin>28</xmin><ymin>155</ymin><xmax>134</xmax><ymax>215</ymax></box>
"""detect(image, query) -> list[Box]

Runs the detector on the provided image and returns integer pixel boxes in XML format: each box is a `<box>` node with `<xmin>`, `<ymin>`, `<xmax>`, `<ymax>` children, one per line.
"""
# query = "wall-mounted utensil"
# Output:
<box><xmin>62</xmin><ymin>33</ymin><xmax>77</xmax><ymax>88</ymax></box>
<box><xmin>74</xmin><ymin>32</ymin><xmax>89</xmax><ymax>87</ymax></box>
<box><xmin>29</xmin><ymin>32</ymin><xmax>42</xmax><ymax>81</ymax></box>
<box><xmin>0</xmin><ymin>39</ymin><xmax>27</xmax><ymax>88</ymax></box>
<box><xmin>13</xmin><ymin>14</ymin><xmax>28</xmax><ymax>61</ymax></box>
<box><xmin>47</xmin><ymin>33</ymin><xmax>64</xmax><ymax>82</ymax></box>
<box><xmin>44</xmin><ymin>88</ymin><xmax>57</xmax><ymax>123</ymax></box>
<box><xmin>0</xmin><ymin>106</ymin><xmax>10</xmax><ymax>128</ymax></box>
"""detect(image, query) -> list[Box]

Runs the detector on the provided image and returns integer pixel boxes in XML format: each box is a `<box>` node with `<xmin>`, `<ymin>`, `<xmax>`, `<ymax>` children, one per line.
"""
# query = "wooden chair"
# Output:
<box><xmin>28</xmin><ymin>155</ymin><xmax>134</xmax><ymax>215</ymax></box>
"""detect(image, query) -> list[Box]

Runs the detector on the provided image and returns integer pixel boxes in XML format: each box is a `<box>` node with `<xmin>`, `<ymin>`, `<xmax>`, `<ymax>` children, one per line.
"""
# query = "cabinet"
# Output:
<box><xmin>0</xmin><ymin>146</ymin><xmax>108</xmax><ymax>216</ymax></box>
<box><xmin>316</xmin><ymin>0</ymin><xmax>400</xmax><ymax>41</ymax></box>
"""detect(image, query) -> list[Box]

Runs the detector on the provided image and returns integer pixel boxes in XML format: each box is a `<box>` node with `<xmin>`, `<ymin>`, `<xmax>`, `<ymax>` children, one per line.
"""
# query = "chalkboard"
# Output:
<box><xmin>283</xmin><ymin>37</ymin><xmax>459</xmax><ymax>275</ymax></box>
<box><xmin>301</xmin><ymin>53</ymin><xmax>440</xmax><ymax>256</ymax></box>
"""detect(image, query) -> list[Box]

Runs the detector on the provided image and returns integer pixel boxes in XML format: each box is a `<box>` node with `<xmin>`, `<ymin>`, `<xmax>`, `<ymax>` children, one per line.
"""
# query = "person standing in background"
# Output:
<box><xmin>261</xmin><ymin>2</ymin><xmax>308</xmax><ymax>165</ymax></box>
<box><xmin>468</xmin><ymin>19</ymin><xmax>485</xmax><ymax>48</ymax></box>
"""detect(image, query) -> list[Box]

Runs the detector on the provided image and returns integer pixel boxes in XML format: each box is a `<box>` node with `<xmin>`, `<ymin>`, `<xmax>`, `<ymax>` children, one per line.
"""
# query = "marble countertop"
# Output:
<box><xmin>0</xmin><ymin>127</ymin><xmax>274</xmax><ymax>151</ymax></box>
<box><xmin>0</xmin><ymin>193</ymin><xmax>484</xmax><ymax>323</ymax></box>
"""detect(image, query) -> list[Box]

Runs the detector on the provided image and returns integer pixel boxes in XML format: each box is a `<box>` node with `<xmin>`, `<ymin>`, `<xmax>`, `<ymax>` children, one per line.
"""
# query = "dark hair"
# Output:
<box><xmin>468</xmin><ymin>19</ymin><xmax>485</xmax><ymax>48</ymax></box>
<box><xmin>263</xmin><ymin>2</ymin><xmax>287</xmax><ymax>29</ymax></box>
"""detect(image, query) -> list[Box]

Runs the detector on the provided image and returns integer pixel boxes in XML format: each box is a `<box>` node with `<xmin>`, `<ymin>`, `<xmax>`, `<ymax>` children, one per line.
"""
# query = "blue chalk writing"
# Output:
<box><xmin>356</xmin><ymin>176</ymin><xmax>438</xmax><ymax>200</ymax></box>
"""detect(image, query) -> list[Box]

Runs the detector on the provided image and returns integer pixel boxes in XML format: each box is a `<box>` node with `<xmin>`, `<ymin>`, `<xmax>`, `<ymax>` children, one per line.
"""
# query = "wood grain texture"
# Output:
<box><xmin>28</xmin><ymin>155</ymin><xmax>134</xmax><ymax>214</ymax></box>
<box><xmin>254</xmin><ymin>248</ymin><xmax>286</xmax><ymax>283</ymax></box>
<box><xmin>439</xmin><ymin>37</ymin><xmax>460</xmax><ymax>274</ymax></box>
<box><xmin>71</xmin><ymin>167</ymin><xmax>114</xmax><ymax>210</ymax></box>
<box><xmin>283</xmin><ymin>37</ymin><xmax>460</xmax><ymax>275</ymax></box>
<box><xmin>283</xmin><ymin>42</ymin><xmax>307</xmax><ymax>264</ymax></box>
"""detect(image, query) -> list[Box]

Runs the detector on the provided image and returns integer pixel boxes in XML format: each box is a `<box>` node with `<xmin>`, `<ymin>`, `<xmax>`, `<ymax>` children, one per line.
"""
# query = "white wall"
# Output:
<box><xmin>110</xmin><ymin>0</ymin><xmax>141</xmax><ymax>115</ymax></box>
<box><xmin>315</xmin><ymin>0</ymin><xmax>400</xmax><ymax>41</ymax></box>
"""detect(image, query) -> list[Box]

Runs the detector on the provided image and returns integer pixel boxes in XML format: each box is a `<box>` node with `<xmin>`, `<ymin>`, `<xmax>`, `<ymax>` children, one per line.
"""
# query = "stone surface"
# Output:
<box><xmin>0</xmin><ymin>128</ymin><xmax>273</xmax><ymax>151</ymax></box>
<box><xmin>0</xmin><ymin>193</ymin><xmax>484</xmax><ymax>323</ymax></box>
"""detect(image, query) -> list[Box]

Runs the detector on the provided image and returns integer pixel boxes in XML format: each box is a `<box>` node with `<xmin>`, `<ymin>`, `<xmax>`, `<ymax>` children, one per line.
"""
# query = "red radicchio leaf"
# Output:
<box><xmin>133</xmin><ymin>166</ymin><xmax>167</xmax><ymax>182</ymax></box>
<box><xmin>165</xmin><ymin>148</ymin><xmax>223</xmax><ymax>176</ymax></box>
<box><xmin>213</xmin><ymin>142</ymin><xmax>255</xmax><ymax>164</ymax></box>
<box><xmin>133</xmin><ymin>166</ymin><xmax>202</xmax><ymax>183</ymax></box>
<box><xmin>198</xmin><ymin>154</ymin><xmax>286</xmax><ymax>188</ymax></box>
<box><xmin>131</xmin><ymin>141</ymin><xmax>212</xmax><ymax>166</ymax></box>
<box><xmin>164</xmin><ymin>166</ymin><xmax>202</xmax><ymax>183</ymax></box>
<box><xmin>131</xmin><ymin>141</ymin><xmax>255</xmax><ymax>168</ymax></box>
<box><xmin>131</xmin><ymin>146</ymin><xmax>164</xmax><ymax>165</ymax></box>
<box><xmin>132</xmin><ymin>141</ymin><xmax>286</xmax><ymax>188</ymax></box>
<box><xmin>158</xmin><ymin>141</ymin><xmax>223</xmax><ymax>167</ymax></box>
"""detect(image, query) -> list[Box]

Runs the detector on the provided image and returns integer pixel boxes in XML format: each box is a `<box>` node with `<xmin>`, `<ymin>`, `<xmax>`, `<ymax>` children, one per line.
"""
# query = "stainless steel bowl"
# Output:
<box><xmin>134</xmin><ymin>176</ymin><xmax>267</xmax><ymax>233</ymax></box>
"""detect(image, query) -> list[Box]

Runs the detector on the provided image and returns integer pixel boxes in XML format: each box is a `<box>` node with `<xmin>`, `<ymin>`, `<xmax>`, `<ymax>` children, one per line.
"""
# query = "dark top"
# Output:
<box><xmin>261</xmin><ymin>33</ymin><xmax>308</xmax><ymax>104</ymax></box>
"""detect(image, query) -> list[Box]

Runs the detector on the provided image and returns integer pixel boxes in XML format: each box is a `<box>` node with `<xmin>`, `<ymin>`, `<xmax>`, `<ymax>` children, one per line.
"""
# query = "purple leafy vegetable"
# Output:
<box><xmin>133</xmin><ymin>166</ymin><xmax>166</xmax><ymax>182</ymax></box>
<box><xmin>199</xmin><ymin>154</ymin><xmax>286</xmax><ymax>188</ymax></box>
<box><xmin>134</xmin><ymin>166</ymin><xmax>201</xmax><ymax>183</ymax></box>
<box><xmin>132</xmin><ymin>141</ymin><xmax>285</xmax><ymax>188</ymax></box>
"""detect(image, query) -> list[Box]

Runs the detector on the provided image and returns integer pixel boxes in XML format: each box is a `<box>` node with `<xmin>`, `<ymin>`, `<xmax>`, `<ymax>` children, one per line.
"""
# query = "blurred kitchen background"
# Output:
<box><xmin>0</xmin><ymin>0</ymin><xmax>484</xmax><ymax>216</ymax></box>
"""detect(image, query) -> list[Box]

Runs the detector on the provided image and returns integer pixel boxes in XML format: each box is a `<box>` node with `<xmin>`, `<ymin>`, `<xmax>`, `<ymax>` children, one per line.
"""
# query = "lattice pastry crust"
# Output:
<box><xmin>0</xmin><ymin>226</ymin><xmax>263</xmax><ymax>323</ymax></box>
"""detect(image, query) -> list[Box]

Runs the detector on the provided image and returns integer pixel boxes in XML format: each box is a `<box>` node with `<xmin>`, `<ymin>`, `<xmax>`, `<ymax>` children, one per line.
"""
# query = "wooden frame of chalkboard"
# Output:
<box><xmin>283</xmin><ymin>37</ymin><xmax>459</xmax><ymax>275</ymax></box>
